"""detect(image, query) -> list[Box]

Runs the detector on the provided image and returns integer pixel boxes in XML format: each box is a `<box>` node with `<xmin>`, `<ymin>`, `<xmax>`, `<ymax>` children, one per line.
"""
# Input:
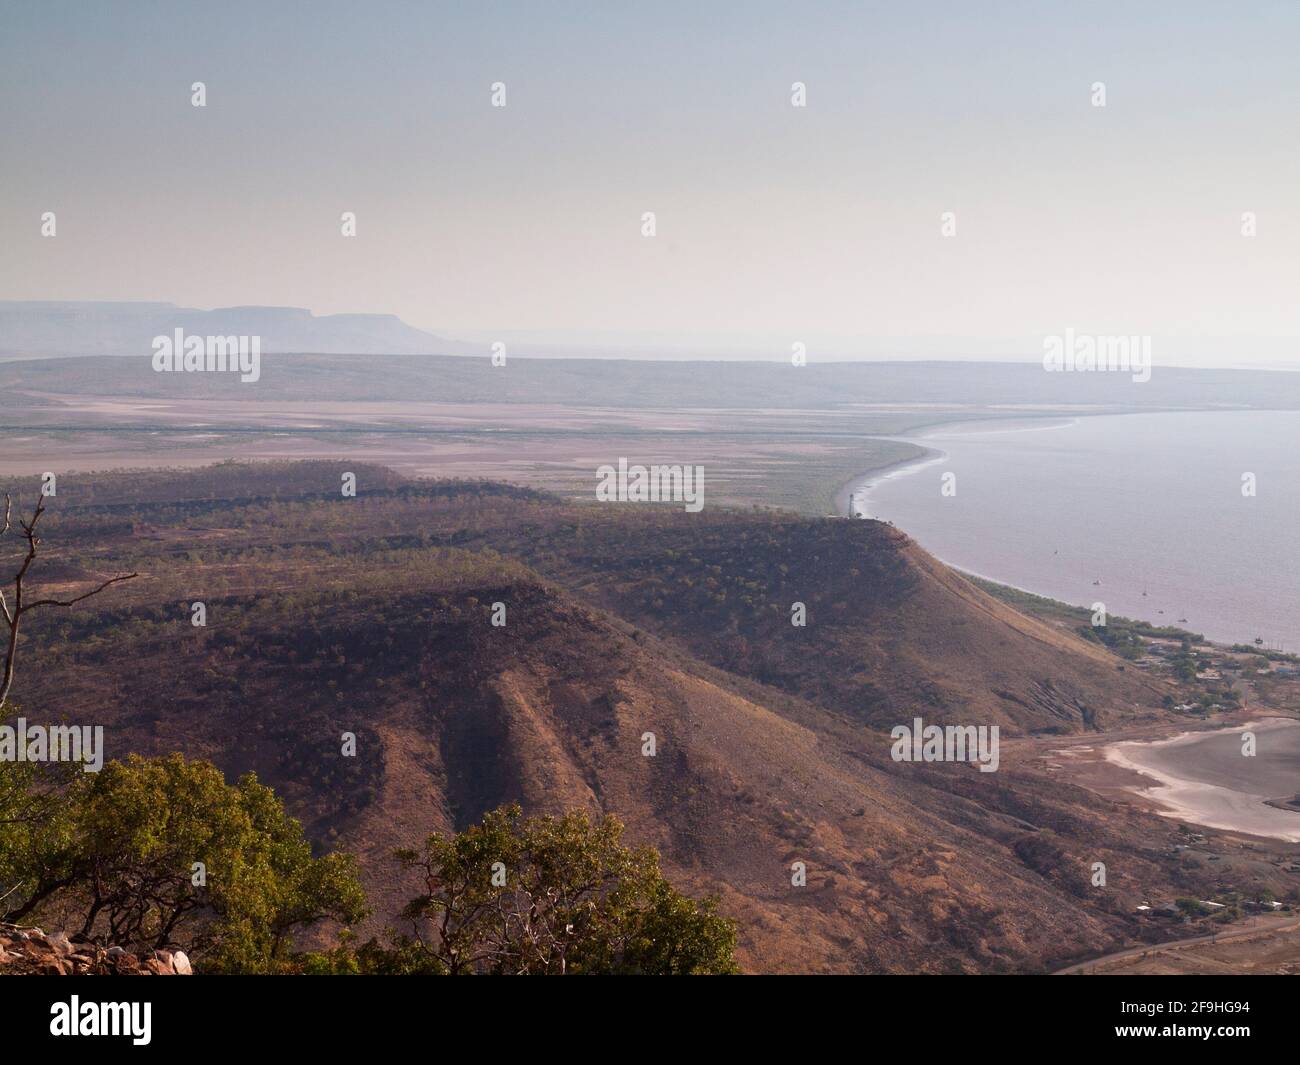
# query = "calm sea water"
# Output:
<box><xmin>855</xmin><ymin>410</ymin><xmax>1300</xmax><ymax>649</ymax></box>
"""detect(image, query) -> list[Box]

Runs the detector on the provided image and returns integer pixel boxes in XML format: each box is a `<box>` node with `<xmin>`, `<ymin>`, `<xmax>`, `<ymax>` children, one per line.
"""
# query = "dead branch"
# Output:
<box><xmin>0</xmin><ymin>492</ymin><xmax>138</xmax><ymax>709</ymax></box>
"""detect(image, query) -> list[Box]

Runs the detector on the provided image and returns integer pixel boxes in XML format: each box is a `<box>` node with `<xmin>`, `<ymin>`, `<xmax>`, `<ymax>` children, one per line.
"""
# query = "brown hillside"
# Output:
<box><xmin>9</xmin><ymin>566</ymin><xmax>1208</xmax><ymax>973</ymax></box>
<box><xmin>457</xmin><ymin>505</ymin><xmax>1166</xmax><ymax>734</ymax></box>
<box><xmin>3</xmin><ymin>464</ymin><xmax>1208</xmax><ymax>972</ymax></box>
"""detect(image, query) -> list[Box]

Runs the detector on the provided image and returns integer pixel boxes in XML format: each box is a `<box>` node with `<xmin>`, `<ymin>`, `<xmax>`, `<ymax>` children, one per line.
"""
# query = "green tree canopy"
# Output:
<box><xmin>371</xmin><ymin>803</ymin><xmax>738</xmax><ymax>975</ymax></box>
<box><xmin>0</xmin><ymin>751</ymin><xmax>367</xmax><ymax>972</ymax></box>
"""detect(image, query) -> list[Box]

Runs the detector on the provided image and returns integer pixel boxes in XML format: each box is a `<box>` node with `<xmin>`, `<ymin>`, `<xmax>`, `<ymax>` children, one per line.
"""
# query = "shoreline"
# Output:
<box><xmin>829</xmin><ymin>412</ymin><xmax>1084</xmax><ymax>518</ymax></box>
<box><xmin>1103</xmin><ymin>718</ymin><xmax>1300</xmax><ymax>842</ymax></box>
<box><xmin>831</xmin><ymin>445</ymin><xmax>943</xmax><ymax>517</ymax></box>
<box><xmin>831</xmin><ymin>408</ymin><xmax>1300</xmax><ymax>651</ymax></box>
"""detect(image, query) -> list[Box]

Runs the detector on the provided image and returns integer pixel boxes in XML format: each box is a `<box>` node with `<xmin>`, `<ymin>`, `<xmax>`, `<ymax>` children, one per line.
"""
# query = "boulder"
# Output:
<box><xmin>0</xmin><ymin>923</ymin><xmax>188</xmax><ymax>975</ymax></box>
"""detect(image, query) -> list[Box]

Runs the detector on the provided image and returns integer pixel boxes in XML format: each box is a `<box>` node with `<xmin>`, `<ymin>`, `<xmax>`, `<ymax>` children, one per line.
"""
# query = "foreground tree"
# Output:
<box><xmin>377</xmin><ymin>804</ymin><xmax>738</xmax><ymax>974</ymax></box>
<box><xmin>1</xmin><ymin>487</ymin><xmax>740</xmax><ymax>976</ymax></box>
<box><xmin>0</xmin><ymin>491</ymin><xmax>366</xmax><ymax>971</ymax></box>
<box><xmin>0</xmin><ymin>753</ymin><xmax>368</xmax><ymax>972</ymax></box>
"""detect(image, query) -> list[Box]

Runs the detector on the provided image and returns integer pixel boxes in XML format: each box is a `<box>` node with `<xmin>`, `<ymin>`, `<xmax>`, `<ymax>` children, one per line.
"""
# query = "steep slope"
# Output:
<box><xmin>3</xmin><ymin>464</ymin><xmax>1204</xmax><ymax>971</ymax></box>
<box><xmin>9</xmin><ymin>563</ymin><xmax>1206</xmax><ymax>973</ymax></box>
<box><xmin>8</xmin><ymin>462</ymin><xmax>1168</xmax><ymax>736</ymax></box>
<box><xmin>461</xmin><ymin>506</ymin><xmax>1167</xmax><ymax>734</ymax></box>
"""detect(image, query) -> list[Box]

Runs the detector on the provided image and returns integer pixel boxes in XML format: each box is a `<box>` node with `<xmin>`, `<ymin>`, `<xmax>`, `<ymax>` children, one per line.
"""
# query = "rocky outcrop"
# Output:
<box><xmin>0</xmin><ymin>924</ymin><xmax>192</xmax><ymax>975</ymax></box>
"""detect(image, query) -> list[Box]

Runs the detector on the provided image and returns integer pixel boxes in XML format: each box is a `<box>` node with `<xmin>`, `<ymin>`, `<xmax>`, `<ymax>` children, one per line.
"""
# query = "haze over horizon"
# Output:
<box><xmin>9</xmin><ymin>298</ymin><xmax>1300</xmax><ymax>368</ymax></box>
<box><xmin>3</xmin><ymin>1</ymin><xmax>1299</xmax><ymax>368</ymax></box>
<box><xmin>4</xmin><ymin>2</ymin><xmax>1300</xmax><ymax>1000</ymax></box>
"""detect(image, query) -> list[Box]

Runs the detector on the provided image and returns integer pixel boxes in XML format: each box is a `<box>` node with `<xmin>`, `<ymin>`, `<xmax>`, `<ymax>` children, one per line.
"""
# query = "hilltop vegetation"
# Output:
<box><xmin>0</xmin><ymin>752</ymin><xmax>366</xmax><ymax>972</ymax></box>
<box><xmin>2</xmin><ymin>461</ymin><xmax>1276</xmax><ymax>973</ymax></box>
<box><xmin>0</xmin><ymin>754</ymin><xmax>733</xmax><ymax>974</ymax></box>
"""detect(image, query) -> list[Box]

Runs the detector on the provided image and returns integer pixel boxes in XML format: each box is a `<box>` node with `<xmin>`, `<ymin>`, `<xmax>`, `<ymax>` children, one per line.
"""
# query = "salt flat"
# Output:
<box><xmin>1106</xmin><ymin>718</ymin><xmax>1300</xmax><ymax>841</ymax></box>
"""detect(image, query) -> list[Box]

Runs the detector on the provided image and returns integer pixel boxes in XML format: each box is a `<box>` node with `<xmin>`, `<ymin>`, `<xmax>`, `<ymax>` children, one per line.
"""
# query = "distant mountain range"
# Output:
<box><xmin>6</xmin><ymin>301</ymin><xmax>1300</xmax><ymax>415</ymax></box>
<box><xmin>0</xmin><ymin>300</ymin><xmax>474</xmax><ymax>358</ymax></box>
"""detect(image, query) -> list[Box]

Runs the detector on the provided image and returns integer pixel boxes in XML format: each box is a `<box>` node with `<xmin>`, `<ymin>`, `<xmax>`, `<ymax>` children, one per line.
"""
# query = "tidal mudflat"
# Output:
<box><xmin>1105</xmin><ymin>718</ymin><xmax>1300</xmax><ymax>841</ymax></box>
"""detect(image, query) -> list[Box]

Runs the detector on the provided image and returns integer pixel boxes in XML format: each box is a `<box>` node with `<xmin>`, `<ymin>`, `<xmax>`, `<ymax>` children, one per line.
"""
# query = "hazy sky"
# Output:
<box><xmin>2</xmin><ymin>1</ymin><xmax>1298</xmax><ymax>364</ymax></box>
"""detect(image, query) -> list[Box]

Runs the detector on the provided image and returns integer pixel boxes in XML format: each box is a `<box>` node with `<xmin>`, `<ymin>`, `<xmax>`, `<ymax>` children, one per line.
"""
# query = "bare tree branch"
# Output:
<box><xmin>23</xmin><ymin>574</ymin><xmax>140</xmax><ymax>611</ymax></box>
<box><xmin>0</xmin><ymin>494</ymin><xmax>12</xmax><ymax>625</ymax></box>
<box><xmin>0</xmin><ymin>493</ymin><xmax>138</xmax><ymax>710</ymax></box>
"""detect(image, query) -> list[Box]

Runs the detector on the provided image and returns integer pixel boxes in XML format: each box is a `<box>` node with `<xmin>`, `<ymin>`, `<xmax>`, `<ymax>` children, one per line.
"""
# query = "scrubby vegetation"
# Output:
<box><xmin>0</xmin><ymin>478</ymin><xmax>739</xmax><ymax>975</ymax></box>
<box><xmin>305</xmin><ymin>804</ymin><xmax>737</xmax><ymax>975</ymax></box>
<box><xmin>5</xmin><ymin>461</ymin><xmax>1286</xmax><ymax>975</ymax></box>
<box><xmin>0</xmin><ymin>757</ymin><xmax>737</xmax><ymax>974</ymax></box>
<box><xmin>0</xmin><ymin>751</ymin><xmax>367</xmax><ymax>972</ymax></box>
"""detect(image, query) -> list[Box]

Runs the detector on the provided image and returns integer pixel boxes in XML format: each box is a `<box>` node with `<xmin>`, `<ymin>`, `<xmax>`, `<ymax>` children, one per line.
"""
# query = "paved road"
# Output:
<box><xmin>1053</xmin><ymin>914</ymin><xmax>1300</xmax><ymax>974</ymax></box>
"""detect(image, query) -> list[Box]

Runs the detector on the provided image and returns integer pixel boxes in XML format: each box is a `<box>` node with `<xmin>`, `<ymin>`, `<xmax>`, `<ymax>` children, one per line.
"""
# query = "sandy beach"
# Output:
<box><xmin>1105</xmin><ymin>718</ymin><xmax>1300</xmax><ymax>841</ymax></box>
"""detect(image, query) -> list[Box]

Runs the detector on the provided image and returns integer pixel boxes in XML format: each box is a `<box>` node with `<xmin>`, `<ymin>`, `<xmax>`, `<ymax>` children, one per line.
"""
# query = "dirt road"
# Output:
<box><xmin>1053</xmin><ymin>914</ymin><xmax>1300</xmax><ymax>974</ymax></box>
